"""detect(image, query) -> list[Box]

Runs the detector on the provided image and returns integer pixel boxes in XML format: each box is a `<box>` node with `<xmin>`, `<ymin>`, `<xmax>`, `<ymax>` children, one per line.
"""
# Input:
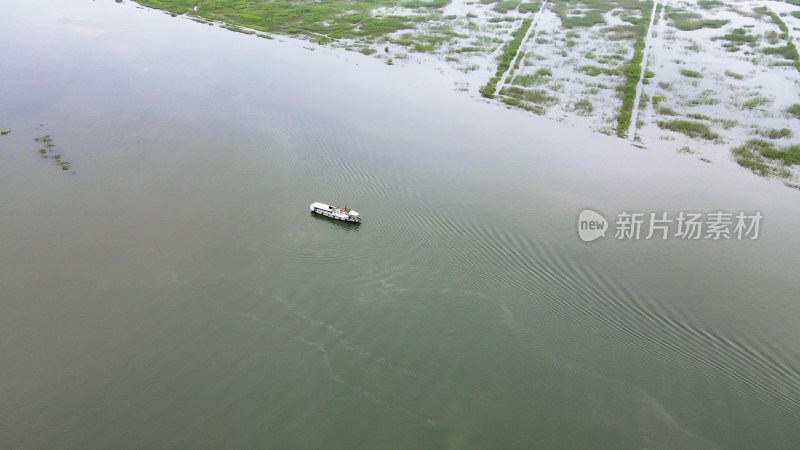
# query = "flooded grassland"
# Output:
<box><xmin>128</xmin><ymin>0</ymin><xmax>800</xmax><ymax>187</ymax></box>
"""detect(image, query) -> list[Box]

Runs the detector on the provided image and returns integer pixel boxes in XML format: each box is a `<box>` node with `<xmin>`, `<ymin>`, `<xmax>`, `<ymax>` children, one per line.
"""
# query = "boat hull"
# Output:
<box><xmin>311</xmin><ymin>207</ymin><xmax>361</xmax><ymax>223</ymax></box>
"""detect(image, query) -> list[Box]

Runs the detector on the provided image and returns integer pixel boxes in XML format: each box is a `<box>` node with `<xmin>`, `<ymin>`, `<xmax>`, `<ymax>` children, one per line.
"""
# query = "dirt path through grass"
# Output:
<box><xmin>494</xmin><ymin>0</ymin><xmax>550</xmax><ymax>94</ymax></box>
<box><xmin>627</xmin><ymin>0</ymin><xmax>661</xmax><ymax>140</ymax></box>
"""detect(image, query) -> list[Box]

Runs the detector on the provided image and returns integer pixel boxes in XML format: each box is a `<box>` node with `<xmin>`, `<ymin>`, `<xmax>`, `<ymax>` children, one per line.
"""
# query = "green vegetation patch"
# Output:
<box><xmin>134</xmin><ymin>0</ymin><xmax>197</xmax><ymax>14</ymax></box>
<box><xmin>0</xmin><ymin>130</ymin><xmax>10</xmax><ymax>135</ymax></box>
<box><xmin>714</xmin><ymin>28</ymin><xmax>758</xmax><ymax>45</ymax></box>
<box><xmin>518</xmin><ymin>2</ymin><xmax>542</xmax><ymax>13</ymax></box>
<box><xmin>500</xmin><ymin>96</ymin><xmax>546</xmax><ymax>114</ymax></box>
<box><xmin>578</xmin><ymin>65</ymin><xmax>621</xmax><ymax>76</ymax></box>
<box><xmin>687</xmin><ymin>113</ymin><xmax>711</xmax><ymax>120</ymax></box>
<box><xmin>158</xmin><ymin>0</ymin><xmax>429</xmax><ymax>41</ymax></box>
<box><xmin>755</xmin><ymin>128</ymin><xmax>793</xmax><ymax>139</ymax></box>
<box><xmin>481</xmin><ymin>18</ymin><xmax>533</xmax><ymax>98</ymax></box>
<box><xmin>668</xmin><ymin>11</ymin><xmax>728</xmax><ymax>31</ymax></box>
<box><xmin>732</xmin><ymin>138</ymin><xmax>800</xmax><ymax>176</ymax></box>
<box><xmin>698</xmin><ymin>0</ymin><xmax>724</xmax><ymax>9</ymax></box>
<box><xmin>550</xmin><ymin>0</ymin><xmax>649</xmax><ymax>29</ymax></box>
<box><xmin>500</xmin><ymin>86</ymin><xmax>558</xmax><ymax>105</ymax></box>
<box><xmin>34</xmin><ymin>134</ymin><xmax>72</xmax><ymax>172</ymax></box>
<box><xmin>724</xmin><ymin>70</ymin><xmax>744</xmax><ymax>80</ymax></box>
<box><xmin>680</xmin><ymin>68</ymin><xmax>703</xmax><ymax>78</ymax></box>
<box><xmin>493</xmin><ymin>0</ymin><xmax>521</xmax><ymax>13</ymax></box>
<box><xmin>687</xmin><ymin>90</ymin><xmax>719</xmax><ymax>106</ymax></box>
<box><xmin>602</xmin><ymin>24</ymin><xmax>640</xmax><ymax>41</ymax></box>
<box><xmin>741</xmin><ymin>95</ymin><xmax>771</xmax><ymax>110</ymax></box>
<box><xmin>571</xmin><ymin>98</ymin><xmax>594</xmax><ymax>116</ymax></box>
<box><xmin>513</xmin><ymin>73</ymin><xmax>548</xmax><ymax>86</ymax></box>
<box><xmin>787</xmin><ymin>103</ymin><xmax>800</xmax><ymax>118</ymax></box>
<box><xmin>657</xmin><ymin>119</ymin><xmax>719</xmax><ymax>140</ymax></box>
<box><xmin>615</xmin><ymin>1</ymin><xmax>652</xmax><ymax>138</ymax></box>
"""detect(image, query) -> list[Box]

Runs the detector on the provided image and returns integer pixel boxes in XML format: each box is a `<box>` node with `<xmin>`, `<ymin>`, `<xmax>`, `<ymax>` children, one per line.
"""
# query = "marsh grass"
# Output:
<box><xmin>680</xmin><ymin>68</ymin><xmax>703</xmax><ymax>78</ymax></box>
<box><xmin>754</xmin><ymin>128</ymin><xmax>793</xmax><ymax>139</ymax></box>
<box><xmin>500</xmin><ymin>96</ymin><xmax>545</xmax><ymax>114</ymax></box>
<box><xmin>711</xmin><ymin>118</ymin><xmax>738</xmax><ymax>129</ymax></box>
<box><xmin>697</xmin><ymin>0</ymin><xmax>724</xmax><ymax>9</ymax></box>
<box><xmin>500</xmin><ymin>86</ymin><xmax>558</xmax><ymax>105</ymax></box>
<box><xmin>578</xmin><ymin>65</ymin><xmax>622</xmax><ymax>76</ymax></box>
<box><xmin>687</xmin><ymin>113</ymin><xmax>711</xmax><ymax>120</ymax></box>
<box><xmin>787</xmin><ymin>103</ymin><xmax>800</xmax><ymax>118</ymax></box>
<box><xmin>0</xmin><ymin>130</ymin><xmax>10</xmax><ymax>135</ymax></box>
<box><xmin>741</xmin><ymin>95</ymin><xmax>771</xmax><ymax>110</ymax></box>
<box><xmin>732</xmin><ymin>138</ymin><xmax>798</xmax><ymax>176</ymax></box>
<box><xmin>518</xmin><ymin>2</ymin><xmax>541</xmax><ymax>13</ymax></box>
<box><xmin>571</xmin><ymin>98</ymin><xmax>594</xmax><ymax>116</ymax></box>
<box><xmin>724</xmin><ymin>70</ymin><xmax>744</xmax><ymax>80</ymax></box>
<box><xmin>138</xmin><ymin>0</ymin><xmax>430</xmax><ymax>43</ymax></box>
<box><xmin>481</xmin><ymin>18</ymin><xmax>533</xmax><ymax>98</ymax></box>
<box><xmin>493</xmin><ymin>0</ymin><xmax>521</xmax><ymax>13</ymax></box>
<box><xmin>762</xmin><ymin>44</ymin><xmax>800</xmax><ymax>60</ymax></box>
<box><xmin>602</xmin><ymin>24</ymin><xmax>640</xmax><ymax>41</ymax></box>
<box><xmin>657</xmin><ymin>119</ymin><xmax>719</xmax><ymax>140</ymax></box>
<box><xmin>687</xmin><ymin>92</ymin><xmax>719</xmax><ymax>106</ymax></box>
<box><xmin>668</xmin><ymin>11</ymin><xmax>728</xmax><ymax>31</ymax></box>
<box><xmin>784</xmin><ymin>181</ymin><xmax>800</xmax><ymax>190</ymax></box>
<box><xmin>512</xmin><ymin>74</ymin><xmax>548</xmax><ymax>86</ymax></box>
<box><xmin>715</xmin><ymin>28</ymin><xmax>757</xmax><ymax>44</ymax></box>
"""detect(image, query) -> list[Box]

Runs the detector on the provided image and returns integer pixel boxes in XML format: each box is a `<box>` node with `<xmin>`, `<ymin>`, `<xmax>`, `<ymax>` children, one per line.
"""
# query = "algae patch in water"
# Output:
<box><xmin>34</xmin><ymin>135</ymin><xmax>72</xmax><ymax>172</ymax></box>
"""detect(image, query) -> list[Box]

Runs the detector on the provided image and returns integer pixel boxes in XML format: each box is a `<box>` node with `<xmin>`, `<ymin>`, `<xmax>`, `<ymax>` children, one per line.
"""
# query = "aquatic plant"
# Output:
<box><xmin>615</xmin><ymin>9</ymin><xmax>649</xmax><ymax>138</ymax></box>
<box><xmin>481</xmin><ymin>18</ymin><xmax>532</xmax><ymax>98</ymax></box>
<box><xmin>571</xmin><ymin>98</ymin><xmax>594</xmax><ymax>116</ymax></box>
<box><xmin>499</xmin><ymin>96</ymin><xmax>545</xmax><ymax>114</ymax></box>
<box><xmin>715</xmin><ymin>28</ymin><xmax>758</xmax><ymax>44</ymax></box>
<box><xmin>680</xmin><ymin>68</ymin><xmax>703</xmax><ymax>78</ymax></box>
<box><xmin>0</xmin><ymin>130</ymin><xmax>10</xmax><ymax>135</ymax></box>
<box><xmin>724</xmin><ymin>70</ymin><xmax>744</xmax><ymax>80</ymax></box>
<box><xmin>500</xmin><ymin>86</ymin><xmax>557</xmax><ymax>105</ymax></box>
<box><xmin>786</xmin><ymin>103</ymin><xmax>800</xmax><ymax>118</ymax></box>
<box><xmin>741</xmin><ymin>95</ymin><xmax>771</xmax><ymax>110</ymax></box>
<box><xmin>34</xmin><ymin>134</ymin><xmax>72</xmax><ymax>173</ymax></box>
<box><xmin>578</xmin><ymin>65</ymin><xmax>621</xmax><ymax>76</ymax></box>
<box><xmin>493</xmin><ymin>0</ymin><xmax>520</xmax><ymax>13</ymax></box>
<box><xmin>656</xmin><ymin>106</ymin><xmax>679</xmax><ymax>115</ymax></box>
<box><xmin>668</xmin><ymin>11</ymin><xmax>727</xmax><ymax>31</ymax></box>
<box><xmin>512</xmin><ymin>73</ymin><xmax>548</xmax><ymax>86</ymax></box>
<box><xmin>657</xmin><ymin>120</ymin><xmax>719</xmax><ymax>140</ymax></box>
<box><xmin>754</xmin><ymin>128</ymin><xmax>793</xmax><ymax>139</ymax></box>
<box><xmin>687</xmin><ymin>113</ymin><xmax>711</xmax><ymax>121</ymax></box>
<box><xmin>518</xmin><ymin>1</ymin><xmax>541</xmax><ymax>13</ymax></box>
<box><xmin>697</xmin><ymin>0</ymin><xmax>724</xmax><ymax>9</ymax></box>
<box><xmin>732</xmin><ymin>138</ymin><xmax>798</xmax><ymax>176</ymax></box>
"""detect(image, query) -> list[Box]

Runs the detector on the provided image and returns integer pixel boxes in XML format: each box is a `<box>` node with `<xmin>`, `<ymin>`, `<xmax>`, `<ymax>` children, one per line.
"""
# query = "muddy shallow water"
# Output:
<box><xmin>2</xmin><ymin>1</ymin><xmax>800</xmax><ymax>448</ymax></box>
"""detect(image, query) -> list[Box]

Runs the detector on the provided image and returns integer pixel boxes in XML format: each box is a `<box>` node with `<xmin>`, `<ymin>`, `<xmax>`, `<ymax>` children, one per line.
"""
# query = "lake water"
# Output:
<box><xmin>2</xmin><ymin>1</ymin><xmax>799</xmax><ymax>448</ymax></box>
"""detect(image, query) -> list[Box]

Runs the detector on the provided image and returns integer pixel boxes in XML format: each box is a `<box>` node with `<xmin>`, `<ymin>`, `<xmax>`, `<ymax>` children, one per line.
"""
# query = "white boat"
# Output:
<box><xmin>310</xmin><ymin>202</ymin><xmax>361</xmax><ymax>223</ymax></box>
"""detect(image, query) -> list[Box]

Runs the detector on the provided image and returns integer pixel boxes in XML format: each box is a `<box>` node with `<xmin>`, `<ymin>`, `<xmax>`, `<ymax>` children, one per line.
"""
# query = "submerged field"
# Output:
<box><xmin>129</xmin><ymin>0</ymin><xmax>800</xmax><ymax>188</ymax></box>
